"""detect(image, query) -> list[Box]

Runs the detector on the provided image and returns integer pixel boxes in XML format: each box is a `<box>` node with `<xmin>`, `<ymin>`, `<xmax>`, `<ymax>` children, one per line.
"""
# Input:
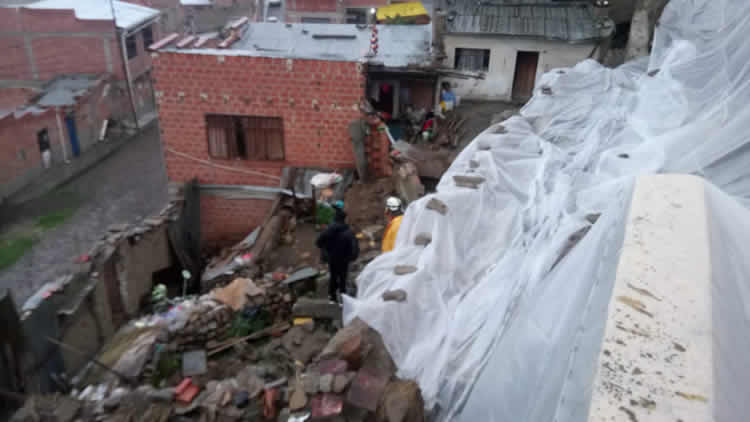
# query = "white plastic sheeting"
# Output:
<box><xmin>343</xmin><ymin>0</ymin><xmax>750</xmax><ymax>420</ymax></box>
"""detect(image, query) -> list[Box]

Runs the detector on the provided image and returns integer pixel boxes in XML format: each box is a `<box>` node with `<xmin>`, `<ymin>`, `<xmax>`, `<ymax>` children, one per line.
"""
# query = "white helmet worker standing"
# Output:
<box><xmin>386</xmin><ymin>196</ymin><xmax>403</xmax><ymax>213</ymax></box>
<box><xmin>382</xmin><ymin>196</ymin><xmax>404</xmax><ymax>252</ymax></box>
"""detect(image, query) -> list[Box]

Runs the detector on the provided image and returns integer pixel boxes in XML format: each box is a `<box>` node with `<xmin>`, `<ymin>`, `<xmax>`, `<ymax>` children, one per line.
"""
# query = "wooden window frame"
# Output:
<box><xmin>206</xmin><ymin>114</ymin><xmax>285</xmax><ymax>161</ymax></box>
<box><xmin>454</xmin><ymin>48</ymin><xmax>491</xmax><ymax>72</ymax></box>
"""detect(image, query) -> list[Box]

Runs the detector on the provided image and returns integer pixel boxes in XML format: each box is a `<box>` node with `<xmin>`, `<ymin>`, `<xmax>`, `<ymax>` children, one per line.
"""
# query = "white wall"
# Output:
<box><xmin>443</xmin><ymin>34</ymin><xmax>595</xmax><ymax>101</ymax></box>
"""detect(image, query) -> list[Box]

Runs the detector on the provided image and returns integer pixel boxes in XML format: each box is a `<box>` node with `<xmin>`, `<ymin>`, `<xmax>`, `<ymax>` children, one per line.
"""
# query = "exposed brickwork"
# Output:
<box><xmin>0</xmin><ymin>7</ymin><xmax>156</xmax><ymax>82</ymax></box>
<box><xmin>0</xmin><ymin>78</ymin><xmax>115</xmax><ymax>199</ymax></box>
<box><xmin>200</xmin><ymin>195</ymin><xmax>275</xmax><ymax>246</ymax></box>
<box><xmin>0</xmin><ymin>110</ymin><xmax>55</xmax><ymax>191</ymax></box>
<box><xmin>0</xmin><ymin>87</ymin><xmax>35</xmax><ymax>110</ymax></box>
<box><xmin>343</xmin><ymin>0</ymin><xmax>389</xmax><ymax>7</ymax></box>
<box><xmin>286</xmin><ymin>0</ymin><xmax>338</xmax><ymax>13</ymax></box>
<box><xmin>153</xmin><ymin>51</ymin><xmax>391</xmax><ymax>246</ymax></box>
<box><xmin>367</xmin><ymin>125</ymin><xmax>392</xmax><ymax>178</ymax></box>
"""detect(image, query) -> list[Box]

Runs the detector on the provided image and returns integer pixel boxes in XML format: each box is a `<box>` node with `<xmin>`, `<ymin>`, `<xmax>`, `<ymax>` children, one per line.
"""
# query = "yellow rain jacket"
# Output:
<box><xmin>381</xmin><ymin>215</ymin><xmax>403</xmax><ymax>252</ymax></box>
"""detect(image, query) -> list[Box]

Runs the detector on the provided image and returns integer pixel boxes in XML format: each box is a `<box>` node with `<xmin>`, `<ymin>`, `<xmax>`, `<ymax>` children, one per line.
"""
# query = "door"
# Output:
<box><xmin>512</xmin><ymin>51</ymin><xmax>540</xmax><ymax>101</ymax></box>
<box><xmin>64</xmin><ymin>114</ymin><xmax>80</xmax><ymax>157</ymax></box>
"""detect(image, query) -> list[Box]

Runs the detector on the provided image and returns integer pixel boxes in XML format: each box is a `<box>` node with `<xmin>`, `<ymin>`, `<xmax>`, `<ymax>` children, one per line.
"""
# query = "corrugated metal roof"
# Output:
<box><xmin>175</xmin><ymin>23</ymin><xmax>433</xmax><ymax>68</ymax></box>
<box><xmin>21</xmin><ymin>0</ymin><xmax>160</xmax><ymax>29</ymax></box>
<box><xmin>36</xmin><ymin>75</ymin><xmax>100</xmax><ymax>107</ymax></box>
<box><xmin>444</xmin><ymin>1</ymin><xmax>604</xmax><ymax>42</ymax></box>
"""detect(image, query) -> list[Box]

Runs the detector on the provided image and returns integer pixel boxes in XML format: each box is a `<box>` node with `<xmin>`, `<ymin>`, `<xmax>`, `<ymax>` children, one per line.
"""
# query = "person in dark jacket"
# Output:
<box><xmin>316</xmin><ymin>203</ymin><xmax>359</xmax><ymax>303</ymax></box>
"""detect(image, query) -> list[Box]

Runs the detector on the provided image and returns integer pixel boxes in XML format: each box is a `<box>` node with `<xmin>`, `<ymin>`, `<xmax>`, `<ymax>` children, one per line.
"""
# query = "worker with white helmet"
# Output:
<box><xmin>382</xmin><ymin>196</ymin><xmax>404</xmax><ymax>252</ymax></box>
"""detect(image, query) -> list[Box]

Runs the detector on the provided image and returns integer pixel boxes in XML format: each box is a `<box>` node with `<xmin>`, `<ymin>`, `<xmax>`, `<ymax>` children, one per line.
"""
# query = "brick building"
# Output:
<box><xmin>126</xmin><ymin>0</ymin><xmax>256</xmax><ymax>34</ymax></box>
<box><xmin>0</xmin><ymin>75</ymin><xmax>116</xmax><ymax>201</ymax></box>
<box><xmin>0</xmin><ymin>0</ymin><xmax>161</xmax><ymax>127</ymax></box>
<box><xmin>151</xmin><ymin>22</ymin><xmax>435</xmax><ymax>246</ymax></box>
<box><xmin>285</xmin><ymin>0</ymin><xmax>390</xmax><ymax>24</ymax></box>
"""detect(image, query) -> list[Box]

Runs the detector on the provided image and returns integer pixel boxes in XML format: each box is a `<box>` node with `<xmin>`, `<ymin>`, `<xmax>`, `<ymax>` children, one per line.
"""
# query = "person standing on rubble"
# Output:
<box><xmin>382</xmin><ymin>197</ymin><xmax>404</xmax><ymax>253</ymax></box>
<box><xmin>316</xmin><ymin>201</ymin><xmax>359</xmax><ymax>303</ymax></box>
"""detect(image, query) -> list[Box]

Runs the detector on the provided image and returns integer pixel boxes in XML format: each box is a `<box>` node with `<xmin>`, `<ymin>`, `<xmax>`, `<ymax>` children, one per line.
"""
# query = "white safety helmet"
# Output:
<box><xmin>385</xmin><ymin>196</ymin><xmax>402</xmax><ymax>212</ymax></box>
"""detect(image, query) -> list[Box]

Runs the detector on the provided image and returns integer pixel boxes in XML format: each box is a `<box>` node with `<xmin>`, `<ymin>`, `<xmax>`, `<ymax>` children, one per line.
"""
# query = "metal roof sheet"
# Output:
<box><xmin>22</xmin><ymin>0</ymin><xmax>160</xmax><ymax>29</ymax></box>
<box><xmin>444</xmin><ymin>1</ymin><xmax>604</xmax><ymax>42</ymax></box>
<box><xmin>36</xmin><ymin>75</ymin><xmax>100</xmax><ymax>107</ymax></box>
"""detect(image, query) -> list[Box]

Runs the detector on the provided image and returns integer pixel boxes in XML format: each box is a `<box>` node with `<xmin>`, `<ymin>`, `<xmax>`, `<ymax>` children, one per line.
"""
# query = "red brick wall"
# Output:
<box><xmin>127</xmin><ymin>23</ymin><xmax>159</xmax><ymax>79</ymax></box>
<box><xmin>286</xmin><ymin>0</ymin><xmax>338</xmax><ymax>13</ymax></box>
<box><xmin>343</xmin><ymin>0</ymin><xmax>389</xmax><ymax>7</ymax></box>
<box><xmin>0</xmin><ymin>88</ymin><xmax>34</xmax><ymax>110</ymax></box>
<box><xmin>0</xmin><ymin>110</ymin><xmax>57</xmax><ymax>189</ymax></box>
<box><xmin>153</xmin><ymin>51</ymin><xmax>386</xmax><ymax>246</ymax></box>
<box><xmin>0</xmin><ymin>7</ymin><xmax>147</xmax><ymax>81</ymax></box>
<box><xmin>31</xmin><ymin>36</ymin><xmax>115</xmax><ymax>81</ymax></box>
<box><xmin>0</xmin><ymin>37</ymin><xmax>33</xmax><ymax>80</ymax></box>
<box><xmin>200</xmin><ymin>195</ymin><xmax>275</xmax><ymax>247</ymax></box>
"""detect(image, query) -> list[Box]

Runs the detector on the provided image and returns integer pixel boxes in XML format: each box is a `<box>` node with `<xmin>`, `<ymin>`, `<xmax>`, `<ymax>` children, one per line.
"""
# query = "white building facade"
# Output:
<box><xmin>439</xmin><ymin>2</ymin><xmax>611</xmax><ymax>102</ymax></box>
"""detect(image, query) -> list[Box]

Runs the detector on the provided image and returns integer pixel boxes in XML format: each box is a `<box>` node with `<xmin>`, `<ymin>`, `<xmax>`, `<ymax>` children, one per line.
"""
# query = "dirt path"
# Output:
<box><xmin>0</xmin><ymin>124</ymin><xmax>168</xmax><ymax>305</ymax></box>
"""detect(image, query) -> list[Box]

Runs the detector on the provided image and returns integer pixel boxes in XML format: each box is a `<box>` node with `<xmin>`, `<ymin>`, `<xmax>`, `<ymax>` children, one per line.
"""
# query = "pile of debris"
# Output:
<box><xmin>11</xmin><ymin>311</ymin><xmax>422</xmax><ymax>422</ymax></box>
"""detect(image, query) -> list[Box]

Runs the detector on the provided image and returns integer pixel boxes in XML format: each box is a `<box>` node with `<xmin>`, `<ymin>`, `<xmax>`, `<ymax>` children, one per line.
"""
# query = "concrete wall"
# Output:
<box><xmin>152</xmin><ymin>51</ymin><xmax>375</xmax><ymax>245</ymax></box>
<box><xmin>588</xmin><ymin>175</ymin><xmax>713</xmax><ymax>422</ymax></box>
<box><xmin>13</xmin><ymin>203</ymin><xmax>178</xmax><ymax>392</ymax></box>
<box><xmin>113</xmin><ymin>225</ymin><xmax>172</xmax><ymax>315</ymax></box>
<box><xmin>442</xmin><ymin>34</ymin><xmax>595</xmax><ymax>101</ymax></box>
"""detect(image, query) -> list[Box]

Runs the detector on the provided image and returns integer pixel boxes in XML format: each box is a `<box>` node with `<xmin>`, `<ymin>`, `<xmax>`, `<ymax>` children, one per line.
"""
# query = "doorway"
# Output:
<box><xmin>37</xmin><ymin>128</ymin><xmax>51</xmax><ymax>169</ymax></box>
<box><xmin>512</xmin><ymin>51</ymin><xmax>540</xmax><ymax>101</ymax></box>
<box><xmin>64</xmin><ymin>114</ymin><xmax>80</xmax><ymax>157</ymax></box>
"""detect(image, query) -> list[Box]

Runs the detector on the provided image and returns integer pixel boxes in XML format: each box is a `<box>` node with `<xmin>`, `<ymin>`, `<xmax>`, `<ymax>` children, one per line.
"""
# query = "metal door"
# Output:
<box><xmin>64</xmin><ymin>114</ymin><xmax>80</xmax><ymax>157</ymax></box>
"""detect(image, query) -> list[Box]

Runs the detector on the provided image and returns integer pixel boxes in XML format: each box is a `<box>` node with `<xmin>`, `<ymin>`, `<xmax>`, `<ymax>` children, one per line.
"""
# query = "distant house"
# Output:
<box><xmin>285</xmin><ymin>0</ymin><xmax>390</xmax><ymax>24</ymax></box>
<box><xmin>126</xmin><ymin>0</ymin><xmax>256</xmax><ymax>33</ymax></box>
<box><xmin>0</xmin><ymin>0</ymin><xmax>161</xmax><ymax>126</ymax></box>
<box><xmin>439</xmin><ymin>1</ymin><xmax>613</xmax><ymax>101</ymax></box>
<box><xmin>0</xmin><ymin>76</ymin><xmax>114</xmax><ymax>201</ymax></box>
<box><xmin>150</xmin><ymin>22</ymin><xmax>436</xmax><ymax>246</ymax></box>
<box><xmin>0</xmin><ymin>0</ymin><xmax>161</xmax><ymax>202</ymax></box>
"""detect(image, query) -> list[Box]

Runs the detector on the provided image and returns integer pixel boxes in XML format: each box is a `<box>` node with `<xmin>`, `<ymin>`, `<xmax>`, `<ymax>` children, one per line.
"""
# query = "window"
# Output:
<box><xmin>206</xmin><ymin>115</ymin><xmax>284</xmax><ymax>161</ymax></box>
<box><xmin>126</xmin><ymin>35</ymin><xmax>138</xmax><ymax>59</ymax></box>
<box><xmin>302</xmin><ymin>17</ymin><xmax>331</xmax><ymax>23</ymax></box>
<box><xmin>142</xmin><ymin>26</ymin><xmax>154</xmax><ymax>48</ymax></box>
<box><xmin>346</xmin><ymin>9</ymin><xmax>367</xmax><ymax>24</ymax></box>
<box><xmin>454</xmin><ymin>48</ymin><xmax>490</xmax><ymax>72</ymax></box>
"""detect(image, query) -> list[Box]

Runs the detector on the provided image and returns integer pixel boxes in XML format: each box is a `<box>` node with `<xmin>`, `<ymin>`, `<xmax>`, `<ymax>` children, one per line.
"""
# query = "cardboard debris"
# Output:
<box><xmin>211</xmin><ymin>277</ymin><xmax>265</xmax><ymax>310</ymax></box>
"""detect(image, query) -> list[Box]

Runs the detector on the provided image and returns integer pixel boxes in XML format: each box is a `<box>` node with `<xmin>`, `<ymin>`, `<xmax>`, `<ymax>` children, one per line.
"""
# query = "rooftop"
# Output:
<box><xmin>0</xmin><ymin>75</ymin><xmax>103</xmax><ymax>121</ymax></box>
<box><xmin>443</xmin><ymin>1</ymin><xmax>608</xmax><ymax>42</ymax></box>
<box><xmin>36</xmin><ymin>75</ymin><xmax>102</xmax><ymax>107</ymax></box>
<box><xmin>169</xmin><ymin>23</ymin><xmax>433</xmax><ymax>68</ymax></box>
<box><xmin>20</xmin><ymin>0</ymin><xmax>160</xmax><ymax>30</ymax></box>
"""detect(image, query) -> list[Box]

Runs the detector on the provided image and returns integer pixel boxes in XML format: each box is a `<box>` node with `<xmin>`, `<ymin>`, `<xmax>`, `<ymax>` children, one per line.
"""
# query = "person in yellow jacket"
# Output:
<box><xmin>382</xmin><ymin>196</ymin><xmax>404</xmax><ymax>252</ymax></box>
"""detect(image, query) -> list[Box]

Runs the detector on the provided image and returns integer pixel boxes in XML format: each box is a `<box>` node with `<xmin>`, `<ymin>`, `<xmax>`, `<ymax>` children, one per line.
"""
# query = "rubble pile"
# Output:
<box><xmin>164</xmin><ymin>298</ymin><xmax>234</xmax><ymax>352</ymax></box>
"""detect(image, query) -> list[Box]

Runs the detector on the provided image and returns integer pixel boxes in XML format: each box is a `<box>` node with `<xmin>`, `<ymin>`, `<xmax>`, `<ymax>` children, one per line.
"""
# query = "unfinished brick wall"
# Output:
<box><xmin>201</xmin><ymin>195</ymin><xmax>276</xmax><ymax>246</ymax></box>
<box><xmin>0</xmin><ymin>111</ymin><xmax>57</xmax><ymax>198</ymax></box>
<box><xmin>286</xmin><ymin>0</ymin><xmax>338</xmax><ymax>13</ymax></box>
<box><xmin>0</xmin><ymin>8</ymin><xmax>157</xmax><ymax>82</ymax></box>
<box><xmin>153</xmin><ymin>51</ymin><xmax>388</xmax><ymax>246</ymax></box>
<box><xmin>0</xmin><ymin>8</ymin><xmax>123</xmax><ymax>81</ymax></box>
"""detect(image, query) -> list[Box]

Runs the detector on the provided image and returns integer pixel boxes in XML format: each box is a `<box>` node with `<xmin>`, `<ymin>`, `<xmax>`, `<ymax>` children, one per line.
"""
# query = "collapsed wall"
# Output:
<box><xmin>345</xmin><ymin>0</ymin><xmax>750</xmax><ymax>420</ymax></box>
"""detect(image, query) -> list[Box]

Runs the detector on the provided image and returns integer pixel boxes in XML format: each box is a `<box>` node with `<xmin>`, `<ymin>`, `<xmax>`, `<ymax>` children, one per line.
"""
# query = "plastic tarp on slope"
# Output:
<box><xmin>343</xmin><ymin>0</ymin><xmax>750</xmax><ymax>420</ymax></box>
